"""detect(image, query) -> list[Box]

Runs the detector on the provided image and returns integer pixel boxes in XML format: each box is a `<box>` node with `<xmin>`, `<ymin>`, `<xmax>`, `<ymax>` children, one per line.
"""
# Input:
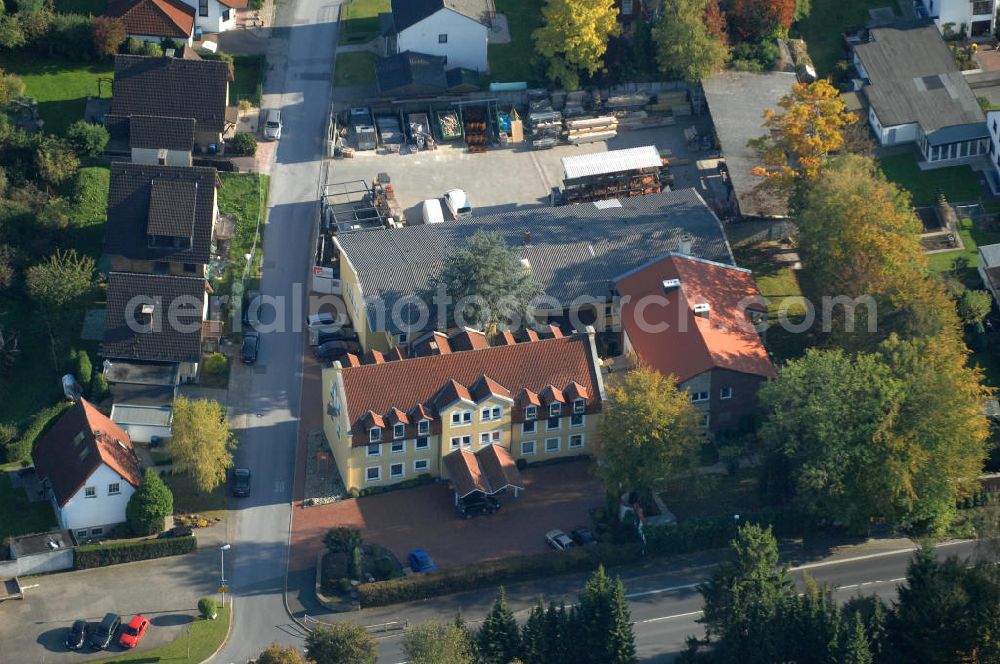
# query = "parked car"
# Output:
<box><xmin>88</xmin><ymin>613</ymin><xmax>121</xmax><ymax>650</ymax></box>
<box><xmin>157</xmin><ymin>525</ymin><xmax>193</xmax><ymax>539</ymax></box>
<box><xmin>241</xmin><ymin>331</ymin><xmax>260</xmax><ymax>364</ymax></box>
<box><xmin>456</xmin><ymin>493</ymin><xmax>500</xmax><ymax>519</ymax></box>
<box><xmin>263</xmin><ymin>109</ymin><xmax>282</xmax><ymax>140</ymax></box>
<box><xmin>443</xmin><ymin>189</ymin><xmax>472</xmax><ymax>218</ymax></box>
<box><xmin>422</xmin><ymin>198</ymin><xmax>445</xmax><ymax>224</ymax></box>
<box><xmin>119</xmin><ymin>615</ymin><xmax>150</xmax><ymax>649</ymax></box>
<box><xmin>66</xmin><ymin>620</ymin><xmax>88</xmax><ymax>650</ymax></box>
<box><xmin>307</xmin><ymin>312</ymin><xmax>338</xmax><ymax>329</ymax></box>
<box><xmin>315</xmin><ymin>328</ymin><xmax>359</xmax><ymax>346</ymax></box>
<box><xmin>407</xmin><ymin>548</ymin><xmax>437</xmax><ymax>573</ymax></box>
<box><xmin>314</xmin><ymin>339</ymin><xmax>362</xmax><ymax>362</ymax></box>
<box><xmin>241</xmin><ymin>290</ymin><xmax>262</xmax><ymax>327</ymax></box>
<box><xmin>546</xmin><ymin>529</ymin><xmax>575</xmax><ymax>551</ymax></box>
<box><xmin>571</xmin><ymin>526</ymin><xmax>598</xmax><ymax>546</ymax></box>
<box><xmin>232</xmin><ymin>468</ymin><xmax>252</xmax><ymax>497</ymax></box>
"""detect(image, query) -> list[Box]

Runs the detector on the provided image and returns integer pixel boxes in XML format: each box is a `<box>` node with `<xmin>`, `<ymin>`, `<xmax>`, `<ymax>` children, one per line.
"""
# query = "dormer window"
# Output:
<box><xmin>369</xmin><ymin>427</ymin><xmax>382</xmax><ymax>443</ymax></box>
<box><xmin>549</xmin><ymin>402</ymin><xmax>561</xmax><ymax>417</ymax></box>
<box><xmin>524</xmin><ymin>405</ymin><xmax>537</xmax><ymax>420</ymax></box>
<box><xmin>573</xmin><ymin>398</ymin><xmax>585</xmax><ymax>414</ymax></box>
<box><xmin>393</xmin><ymin>423</ymin><xmax>405</xmax><ymax>439</ymax></box>
<box><xmin>417</xmin><ymin>419</ymin><xmax>430</xmax><ymax>435</ymax></box>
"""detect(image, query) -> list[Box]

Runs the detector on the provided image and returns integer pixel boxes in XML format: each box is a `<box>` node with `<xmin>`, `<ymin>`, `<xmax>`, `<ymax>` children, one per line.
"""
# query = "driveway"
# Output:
<box><xmin>0</xmin><ymin>524</ymin><xmax>226</xmax><ymax>664</ymax></box>
<box><xmin>289</xmin><ymin>460</ymin><xmax>603</xmax><ymax>572</ymax></box>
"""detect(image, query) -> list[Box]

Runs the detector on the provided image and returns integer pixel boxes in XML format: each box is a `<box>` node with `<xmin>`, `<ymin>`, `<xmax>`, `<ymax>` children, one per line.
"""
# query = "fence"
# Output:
<box><xmin>302</xmin><ymin>614</ymin><xmax>408</xmax><ymax>634</ymax></box>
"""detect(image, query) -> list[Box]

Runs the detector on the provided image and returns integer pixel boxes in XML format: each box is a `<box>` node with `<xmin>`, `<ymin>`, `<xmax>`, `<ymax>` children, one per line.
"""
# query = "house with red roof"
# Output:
<box><xmin>31</xmin><ymin>400</ymin><xmax>143</xmax><ymax>540</ymax></box>
<box><xmin>614</xmin><ymin>254</ymin><xmax>775</xmax><ymax>432</ymax></box>
<box><xmin>107</xmin><ymin>0</ymin><xmax>196</xmax><ymax>45</ymax></box>
<box><xmin>322</xmin><ymin>327</ymin><xmax>604</xmax><ymax>494</ymax></box>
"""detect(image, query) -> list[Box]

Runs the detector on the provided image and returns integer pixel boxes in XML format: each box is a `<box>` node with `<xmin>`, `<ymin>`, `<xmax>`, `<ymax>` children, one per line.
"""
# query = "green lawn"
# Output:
<box><xmin>231</xmin><ymin>55</ymin><xmax>265</xmax><ymax>106</ymax></box>
<box><xmin>96</xmin><ymin>607</ymin><xmax>230</xmax><ymax>664</ymax></box>
<box><xmin>0</xmin><ymin>472</ymin><xmax>57</xmax><ymax>539</ymax></box>
<box><xmin>879</xmin><ymin>153</ymin><xmax>984</xmax><ymax>206</ymax></box>
<box><xmin>0</xmin><ymin>53</ymin><xmax>112</xmax><ymax>136</ymax></box>
<box><xmin>734</xmin><ymin>244</ymin><xmax>812</xmax><ymax>362</ymax></box>
<box><xmin>53</xmin><ymin>0</ymin><xmax>106</xmax><ymax>13</ymax></box>
<box><xmin>215</xmin><ymin>173</ymin><xmax>269</xmax><ymax>296</ymax></box>
<box><xmin>333</xmin><ymin>51</ymin><xmax>377</xmax><ymax>87</ymax></box>
<box><xmin>660</xmin><ymin>469</ymin><xmax>766</xmax><ymax>521</ymax></box>
<box><xmin>488</xmin><ymin>0</ymin><xmax>543</xmax><ymax>84</ymax></box>
<box><xmin>340</xmin><ymin>0</ymin><xmax>389</xmax><ymax>44</ymax></box>
<box><xmin>795</xmin><ymin>0</ymin><xmax>893</xmax><ymax>76</ymax></box>
<box><xmin>162</xmin><ymin>471</ymin><xmax>227</xmax><ymax>521</ymax></box>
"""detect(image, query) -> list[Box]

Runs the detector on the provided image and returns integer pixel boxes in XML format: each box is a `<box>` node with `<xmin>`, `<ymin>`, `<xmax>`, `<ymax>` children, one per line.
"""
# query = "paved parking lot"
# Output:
<box><xmin>289</xmin><ymin>459</ymin><xmax>603</xmax><ymax>572</ymax></box>
<box><xmin>0</xmin><ymin>524</ymin><xmax>227</xmax><ymax>664</ymax></box>
<box><xmin>325</xmin><ymin>118</ymin><xmax>719</xmax><ymax>224</ymax></box>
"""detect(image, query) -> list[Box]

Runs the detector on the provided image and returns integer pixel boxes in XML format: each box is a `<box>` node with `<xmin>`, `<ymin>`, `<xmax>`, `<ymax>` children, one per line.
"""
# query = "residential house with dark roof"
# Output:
<box><xmin>334</xmin><ymin>188</ymin><xmax>734</xmax><ymax>352</ymax></box>
<box><xmin>32</xmin><ymin>399</ymin><xmax>143</xmax><ymax>538</ymax></box>
<box><xmin>104</xmin><ymin>162</ymin><xmax>219</xmax><ymax>277</ymax></box>
<box><xmin>382</xmin><ymin>0</ymin><xmax>494</xmax><ymax>72</ymax></box>
<box><xmin>107</xmin><ymin>54</ymin><xmax>234</xmax><ymax>153</ymax></box>
<box><xmin>102</xmin><ymin>272</ymin><xmax>214</xmax><ymax>383</ymax></box>
<box><xmin>614</xmin><ymin>254</ymin><xmax>775</xmax><ymax>432</ymax></box>
<box><xmin>853</xmin><ymin>23</ymin><xmax>988</xmax><ymax>165</ymax></box>
<box><xmin>322</xmin><ymin>328</ymin><xmax>604</xmax><ymax>492</ymax></box>
<box><xmin>128</xmin><ymin>115</ymin><xmax>196</xmax><ymax>166</ymax></box>
<box><xmin>107</xmin><ymin>0</ymin><xmax>196</xmax><ymax>45</ymax></box>
<box><xmin>376</xmin><ymin>51</ymin><xmax>448</xmax><ymax>97</ymax></box>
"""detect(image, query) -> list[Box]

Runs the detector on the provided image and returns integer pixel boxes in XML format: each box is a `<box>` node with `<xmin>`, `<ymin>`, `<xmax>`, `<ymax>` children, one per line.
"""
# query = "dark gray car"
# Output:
<box><xmin>89</xmin><ymin>613</ymin><xmax>120</xmax><ymax>650</ymax></box>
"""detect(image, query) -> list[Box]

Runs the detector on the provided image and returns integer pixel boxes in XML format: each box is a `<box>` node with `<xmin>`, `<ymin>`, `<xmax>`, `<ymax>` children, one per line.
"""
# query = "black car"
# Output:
<box><xmin>241</xmin><ymin>290</ymin><xmax>262</xmax><ymax>327</ymax></box>
<box><xmin>232</xmin><ymin>468</ymin><xmax>251</xmax><ymax>497</ymax></box>
<box><xmin>157</xmin><ymin>525</ymin><xmax>194</xmax><ymax>539</ymax></box>
<box><xmin>315</xmin><ymin>328</ymin><xmax>359</xmax><ymax>346</ymax></box>
<box><xmin>314</xmin><ymin>339</ymin><xmax>362</xmax><ymax>362</ymax></box>
<box><xmin>89</xmin><ymin>613</ymin><xmax>120</xmax><ymax>650</ymax></box>
<box><xmin>456</xmin><ymin>494</ymin><xmax>500</xmax><ymax>519</ymax></box>
<box><xmin>571</xmin><ymin>527</ymin><xmax>598</xmax><ymax>546</ymax></box>
<box><xmin>241</xmin><ymin>331</ymin><xmax>260</xmax><ymax>364</ymax></box>
<box><xmin>66</xmin><ymin>620</ymin><xmax>87</xmax><ymax>650</ymax></box>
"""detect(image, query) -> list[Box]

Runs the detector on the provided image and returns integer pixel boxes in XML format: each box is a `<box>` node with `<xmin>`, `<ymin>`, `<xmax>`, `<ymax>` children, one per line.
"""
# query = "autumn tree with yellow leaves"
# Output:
<box><xmin>533</xmin><ymin>0</ymin><xmax>620</xmax><ymax>90</ymax></box>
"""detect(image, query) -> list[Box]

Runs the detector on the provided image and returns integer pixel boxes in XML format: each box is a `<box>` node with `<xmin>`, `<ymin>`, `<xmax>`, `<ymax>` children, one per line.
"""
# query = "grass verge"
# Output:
<box><xmin>163</xmin><ymin>472</ymin><xmax>227</xmax><ymax>521</ymax></box>
<box><xmin>0</xmin><ymin>52</ymin><xmax>112</xmax><ymax>136</ymax></box>
<box><xmin>339</xmin><ymin>0</ymin><xmax>390</xmax><ymax>44</ymax></box>
<box><xmin>333</xmin><ymin>51</ymin><xmax>377</xmax><ymax>87</ymax></box>
<box><xmin>794</xmin><ymin>0</ymin><xmax>893</xmax><ymax>76</ymax></box>
<box><xmin>96</xmin><ymin>606</ymin><xmax>231</xmax><ymax>664</ymax></box>
<box><xmin>879</xmin><ymin>153</ymin><xmax>984</xmax><ymax>206</ymax></box>
<box><xmin>0</xmin><ymin>472</ymin><xmax>57</xmax><ymax>539</ymax></box>
<box><xmin>488</xmin><ymin>0</ymin><xmax>543</xmax><ymax>84</ymax></box>
<box><xmin>232</xmin><ymin>55</ymin><xmax>265</xmax><ymax>106</ymax></box>
<box><xmin>215</xmin><ymin>173</ymin><xmax>269</xmax><ymax>296</ymax></box>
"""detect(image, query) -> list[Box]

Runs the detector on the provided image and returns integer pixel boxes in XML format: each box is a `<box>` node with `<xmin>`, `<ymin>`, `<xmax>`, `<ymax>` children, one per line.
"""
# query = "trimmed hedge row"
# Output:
<box><xmin>75</xmin><ymin>536</ymin><xmax>197</xmax><ymax>569</ymax></box>
<box><xmin>358</xmin><ymin>542</ymin><xmax>643</xmax><ymax>607</ymax></box>
<box><xmin>4</xmin><ymin>402</ymin><xmax>70</xmax><ymax>463</ymax></box>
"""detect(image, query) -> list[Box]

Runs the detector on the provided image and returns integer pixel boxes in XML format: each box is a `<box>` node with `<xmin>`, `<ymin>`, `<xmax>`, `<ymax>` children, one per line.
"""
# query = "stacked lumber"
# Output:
<box><xmin>565</xmin><ymin>115</ymin><xmax>617</xmax><ymax>144</ymax></box>
<box><xmin>605</xmin><ymin>93</ymin><xmax>649</xmax><ymax>109</ymax></box>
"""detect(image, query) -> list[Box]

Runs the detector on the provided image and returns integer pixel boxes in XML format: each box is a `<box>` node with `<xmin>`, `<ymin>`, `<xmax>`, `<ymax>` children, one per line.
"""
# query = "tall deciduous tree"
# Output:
<box><xmin>33</xmin><ymin>135</ymin><xmax>79</xmax><ymax>188</ymax></box>
<box><xmin>256</xmin><ymin>643</ymin><xmax>309</xmax><ymax>664</ymax></box>
<box><xmin>595</xmin><ymin>367</ymin><xmax>702</xmax><ymax>501</ymax></box>
<box><xmin>477</xmin><ymin>588</ymin><xmax>521</xmax><ymax>664</ymax></box>
<box><xmin>91</xmin><ymin>16</ymin><xmax>126</xmax><ymax>58</ymax></box>
<box><xmin>729</xmin><ymin>0</ymin><xmax>795</xmax><ymax>41</ymax></box>
<box><xmin>533</xmin><ymin>0</ymin><xmax>620</xmax><ymax>90</ymax></box>
<box><xmin>304</xmin><ymin>622</ymin><xmax>377</xmax><ymax>664</ymax></box>
<box><xmin>957</xmin><ymin>289</ymin><xmax>992</xmax><ymax>326</ymax></box>
<box><xmin>401</xmin><ymin>621</ymin><xmax>474</xmax><ymax>664</ymax></box>
<box><xmin>25</xmin><ymin>248</ymin><xmax>94</xmax><ymax>369</ymax></box>
<box><xmin>169</xmin><ymin>397</ymin><xmax>235</xmax><ymax>492</ymax></box>
<box><xmin>126</xmin><ymin>468</ymin><xmax>174</xmax><ymax>535</ymax></box>
<box><xmin>652</xmin><ymin>0</ymin><xmax>728</xmax><ymax>84</ymax></box>
<box><xmin>422</xmin><ymin>230</ymin><xmax>540</xmax><ymax>335</ymax></box>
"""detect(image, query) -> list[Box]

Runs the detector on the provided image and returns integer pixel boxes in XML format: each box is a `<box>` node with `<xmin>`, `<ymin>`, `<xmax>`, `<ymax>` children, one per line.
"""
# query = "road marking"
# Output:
<box><xmin>637</xmin><ymin>610</ymin><xmax>704</xmax><ymax>624</ymax></box>
<box><xmin>626</xmin><ymin>582</ymin><xmax>701</xmax><ymax>599</ymax></box>
<box><xmin>275</xmin><ymin>480</ymin><xmax>286</xmax><ymax>493</ymax></box>
<box><xmin>834</xmin><ymin>577</ymin><xmax>905</xmax><ymax>592</ymax></box>
<box><xmin>789</xmin><ymin>539</ymin><xmax>972</xmax><ymax>573</ymax></box>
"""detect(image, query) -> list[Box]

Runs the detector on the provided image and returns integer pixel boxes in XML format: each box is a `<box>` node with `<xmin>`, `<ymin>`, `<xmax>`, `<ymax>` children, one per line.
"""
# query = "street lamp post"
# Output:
<box><xmin>219</xmin><ymin>543</ymin><xmax>231</xmax><ymax>608</ymax></box>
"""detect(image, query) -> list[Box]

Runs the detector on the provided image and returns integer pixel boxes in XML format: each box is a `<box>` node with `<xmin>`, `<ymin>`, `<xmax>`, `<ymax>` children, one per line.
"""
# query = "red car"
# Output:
<box><xmin>118</xmin><ymin>615</ymin><xmax>149</xmax><ymax>648</ymax></box>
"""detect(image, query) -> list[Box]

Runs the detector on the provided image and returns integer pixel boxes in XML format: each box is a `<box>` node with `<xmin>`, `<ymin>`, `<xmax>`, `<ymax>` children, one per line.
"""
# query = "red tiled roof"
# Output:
<box><xmin>341</xmin><ymin>334</ymin><xmax>602</xmax><ymax>446</ymax></box>
<box><xmin>444</xmin><ymin>445</ymin><xmax>523</xmax><ymax>498</ymax></box>
<box><xmin>496</xmin><ymin>331</ymin><xmax>516</xmax><ymax>346</ymax></box>
<box><xmin>565</xmin><ymin>382</ymin><xmax>589</xmax><ymax>400</ymax></box>
<box><xmin>107</xmin><ymin>0</ymin><xmax>195</xmax><ymax>39</ymax></box>
<box><xmin>518</xmin><ymin>388</ymin><xmax>541</xmax><ymax>407</ymax></box>
<box><xmin>449</xmin><ymin>328</ymin><xmax>489</xmax><ymax>351</ymax></box>
<box><xmin>217</xmin><ymin>0</ymin><xmax>248</xmax><ymax>8</ymax></box>
<box><xmin>413</xmin><ymin>331</ymin><xmax>452</xmax><ymax>357</ymax></box>
<box><xmin>540</xmin><ymin>385</ymin><xmax>565</xmax><ymax>405</ymax></box>
<box><xmin>387</xmin><ymin>407</ymin><xmax>409</xmax><ymax>425</ymax></box>
<box><xmin>615</xmin><ymin>254</ymin><xmax>775</xmax><ymax>383</ymax></box>
<box><xmin>32</xmin><ymin>400</ymin><xmax>141</xmax><ymax>507</ymax></box>
<box><xmin>470</xmin><ymin>375</ymin><xmax>511</xmax><ymax>401</ymax></box>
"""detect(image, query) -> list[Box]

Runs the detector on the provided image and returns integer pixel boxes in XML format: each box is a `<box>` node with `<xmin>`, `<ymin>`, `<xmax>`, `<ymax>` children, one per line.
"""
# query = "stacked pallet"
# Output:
<box><xmin>529</xmin><ymin>110</ymin><xmax>563</xmax><ymax>149</ymax></box>
<box><xmin>565</xmin><ymin>115</ymin><xmax>618</xmax><ymax>145</ymax></box>
<box><xmin>605</xmin><ymin>93</ymin><xmax>649</xmax><ymax>109</ymax></box>
<box><xmin>463</xmin><ymin>107</ymin><xmax>488</xmax><ymax>153</ymax></box>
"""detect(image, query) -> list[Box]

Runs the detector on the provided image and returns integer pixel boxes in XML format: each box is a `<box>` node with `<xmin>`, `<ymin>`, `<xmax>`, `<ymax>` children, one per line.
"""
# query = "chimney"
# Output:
<box><xmin>678</xmin><ymin>234</ymin><xmax>693</xmax><ymax>255</ymax></box>
<box><xmin>140</xmin><ymin>303</ymin><xmax>155</xmax><ymax>324</ymax></box>
<box><xmin>662</xmin><ymin>278</ymin><xmax>680</xmax><ymax>292</ymax></box>
<box><xmin>693</xmin><ymin>303</ymin><xmax>710</xmax><ymax>319</ymax></box>
<box><xmin>522</xmin><ymin>230</ymin><xmax>532</xmax><ymax>245</ymax></box>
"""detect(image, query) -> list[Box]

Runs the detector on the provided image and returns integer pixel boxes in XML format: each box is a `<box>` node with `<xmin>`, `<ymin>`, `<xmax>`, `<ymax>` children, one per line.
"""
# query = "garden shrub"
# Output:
<box><xmin>90</xmin><ymin>372</ymin><xmax>109</xmax><ymax>402</ymax></box>
<box><xmin>5</xmin><ymin>401</ymin><xmax>69</xmax><ymax>462</ymax></box>
<box><xmin>373</xmin><ymin>556</ymin><xmax>394</xmax><ymax>580</ymax></box>
<box><xmin>74</xmin><ymin>536</ymin><xmax>196</xmax><ymax>569</ymax></box>
<box><xmin>74</xmin><ymin>348</ymin><xmax>92</xmax><ymax>390</ymax></box>
<box><xmin>350</xmin><ymin>545</ymin><xmax>363</xmax><ymax>580</ymax></box>
<box><xmin>357</xmin><ymin>474</ymin><xmax>433</xmax><ymax>497</ymax></box>
<box><xmin>198</xmin><ymin>596</ymin><xmax>217</xmax><ymax>619</ymax></box>
<box><xmin>204</xmin><ymin>352</ymin><xmax>228</xmax><ymax>375</ymax></box>
<box><xmin>229</xmin><ymin>132</ymin><xmax>257</xmax><ymax>155</ymax></box>
<box><xmin>324</xmin><ymin>526</ymin><xmax>362</xmax><ymax>553</ymax></box>
<box><xmin>66</xmin><ymin>120</ymin><xmax>109</xmax><ymax>158</ymax></box>
<box><xmin>336</xmin><ymin>577</ymin><xmax>353</xmax><ymax>593</ymax></box>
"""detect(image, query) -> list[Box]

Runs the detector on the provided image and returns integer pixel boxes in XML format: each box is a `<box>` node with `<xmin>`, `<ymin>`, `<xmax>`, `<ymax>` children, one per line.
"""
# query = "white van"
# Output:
<box><xmin>422</xmin><ymin>199</ymin><xmax>445</xmax><ymax>224</ymax></box>
<box><xmin>443</xmin><ymin>189</ymin><xmax>472</xmax><ymax>218</ymax></box>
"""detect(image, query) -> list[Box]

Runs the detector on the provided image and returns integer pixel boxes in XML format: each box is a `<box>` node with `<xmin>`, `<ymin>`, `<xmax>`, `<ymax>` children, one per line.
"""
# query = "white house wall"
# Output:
<box><xmin>921</xmin><ymin>0</ymin><xmax>997</xmax><ymax>34</ymax></box>
<box><xmin>57</xmin><ymin>463</ymin><xmax>137</xmax><ymax>533</ymax></box>
<box><xmin>397</xmin><ymin>10</ymin><xmax>489</xmax><ymax>72</ymax></box>
<box><xmin>115</xmin><ymin>422</ymin><xmax>171</xmax><ymax>444</ymax></box>
<box><xmin>178</xmin><ymin>0</ymin><xmax>238</xmax><ymax>34</ymax></box>
<box><xmin>867</xmin><ymin>107</ymin><xmax>918</xmax><ymax>146</ymax></box>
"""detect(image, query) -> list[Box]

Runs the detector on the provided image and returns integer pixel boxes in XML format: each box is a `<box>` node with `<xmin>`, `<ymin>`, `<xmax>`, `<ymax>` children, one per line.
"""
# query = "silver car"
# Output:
<box><xmin>263</xmin><ymin>109</ymin><xmax>282</xmax><ymax>140</ymax></box>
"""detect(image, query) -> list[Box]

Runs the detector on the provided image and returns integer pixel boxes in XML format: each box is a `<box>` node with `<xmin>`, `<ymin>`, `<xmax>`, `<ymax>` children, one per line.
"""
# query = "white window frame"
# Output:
<box><xmin>367</xmin><ymin>443</ymin><xmax>381</xmax><ymax>457</ymax></box>
<box><xmin>524</xmin><ymin>405</ymin><xmax>537</xmax><ymax>420</ymax></box>
<box><xmin>391</xmin><ymin>440</ymin><xmax>405</xmax><ymax>454</ymax></box>
<box><xmin>701</xmin><ymin>412</ymin><xmax>710</xmax><ymax>428</ymax></box>
<box><xmin>84</xmin><ymin>486</ymin><xmax>96</xmax><ymax>498</ymax></box>
<box><xmin>451</xmin><ymin>410</ymin><xmax>472</xmax><ymax>426</ymax></box>
<box><xmin>393</xmin><ymin>423</ymin><xmax>405</xmax><ymax>439</ymax></box>
<box><xmin>690</xmin><ymin>391</ymin><xmax>709</xmax><ymax>403</ymax></box>
<box><xmin>480</xmin><ymin>430</ymin><xmax>502</xmax><ymax>446</ymax></box>
<box><xmin>521</xmin><ymin>440</ymin><xmax>536</xmax><ymax>456</ymax></box>
<box><xmin>720</xmin><ymin>386</ymin><xmax>733</xmax><ymax>400</ymax></box>
<box><xmin>415</xmin><ymin>436</ymin><xmax>430</xmax><ymax>450</ymax></box>
<box><xmin>573</xmin><ymin>398</ymin><xmax>585</xmax><ymax>414</ymax></box>
<box><xmin>417</xmin><ymin>419</ymin><xmax>430</xmax><ymax>435</ymax></box>
<box><xmin>366</xmin><ymin>466</ymin><xmax>381</xmax><ymax>482</ymax></box>
<box><xmin>571</xmin><ymin>413</ymin><xmax>585</xmax><ymax>428</ymax></box>
<box><xmin>413</xmin><ymin>459</ymin><xmax>430</xmax><ymax>473</ymax></box>
<box><xmin>369</xmin><ymin>427</ymin><xmax>382</xmax><ymax>442</ymax></box>
<box><xmin>546</xmin><ymin>416</ymin><xmax>561</xmax><ymax>431</ymax></box>
<box><xmin>545</xmin><ymin>437</ymin><xmax>560</xmax><ymax>453</ymax></box>
<box><xmin>522</xmin><ymin>419</ymin><xmax>536</xmax><ymax>434</ymax></box>
<box><xmin>450</xmin><ymin>435</ymin><xmax>472</xmax><ymax>450</ymax></box>
<box><xmin>569</xmin><ymin>433</ymin><xmax>585</xmax><ymax>449</ymax></box>
<box><xmin>389</xmin><ymin>463</ymin><xmax>405</xmax><ymax>479</ymax></box>
<box><xmin>549</xmin><ymin>402</ymin><xmax>562</xmax><ymax>417</ymax></box>
<box><xmin>108</xmin><ymin>483</ymin><xmax>121</xmax><ymax>495</ymax></box>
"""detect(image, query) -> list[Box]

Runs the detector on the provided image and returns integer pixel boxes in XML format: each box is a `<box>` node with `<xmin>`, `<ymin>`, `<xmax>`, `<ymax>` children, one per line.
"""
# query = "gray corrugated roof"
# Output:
<box><xmin>980</xmin><ymin>242</ymin><xmax>1000</xmax><ymax>268</ymax></box>
<box><xmin>111</xmin><ymin>404</ymin><xmax>173</xmax><ymax>427</ymax></box>
<box><xmin>562</xmin><ymin>146</ymin><xmax>662</xmax><ymax>181</ymax></box>
<box><xmin>854</xmin><ymin>23</ymin><xmax>984</xmax><ymax>137</ymax></box>
<box><xmin>702</xmin><ymin>71</ymin><xmax>796</xmax><ymax>219</ymax></box>
<box><xmin>336</xmin><ymin>189</ymin><xmax>734</xmax><ymax>334</ymax></box>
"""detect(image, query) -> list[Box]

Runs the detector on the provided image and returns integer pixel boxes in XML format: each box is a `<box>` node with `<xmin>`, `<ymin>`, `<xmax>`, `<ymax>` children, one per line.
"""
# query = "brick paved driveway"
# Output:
<box><xmin>289</xmin><ymin>460</ymin><xmax>602</xmax><ymax>571</ymax></box>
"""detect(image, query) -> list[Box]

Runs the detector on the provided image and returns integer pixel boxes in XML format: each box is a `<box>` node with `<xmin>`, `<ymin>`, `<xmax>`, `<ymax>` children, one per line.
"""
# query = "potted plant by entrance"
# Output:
<box><xmin>198</xmin><ymin>597</ymin><xmax>218</xmax><ymax>620</ymax></box>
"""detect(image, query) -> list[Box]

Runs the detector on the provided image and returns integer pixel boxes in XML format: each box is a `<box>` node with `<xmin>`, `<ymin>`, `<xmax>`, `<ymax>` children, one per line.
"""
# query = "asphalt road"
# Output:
<box><xmin>207</xmin><ymin>1</ymin><xmax>340</xmax><ymax>662</ymax></box>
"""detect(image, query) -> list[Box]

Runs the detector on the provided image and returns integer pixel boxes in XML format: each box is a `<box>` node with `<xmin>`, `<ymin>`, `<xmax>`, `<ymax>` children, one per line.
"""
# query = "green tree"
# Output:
<box><xmin>533</xmin><ymin>0</ymin><xmax>621</xmax><ymax>90</ymax></box>
<box><xmin>402</xmin><ymin>621</ymin><xmax>474</xmax><ymax>664</ymax></box>
<box><xmin>777</xmin><ymin>575</ymin><xmax>842</xmax><ymax>662</ymax></box>
<box><xmin>304</xmin><ymin>622</ymin><xmax>377</xmax><ymax>664</ymax></box>
<box><xmin>125</xmin><ymin>468</ymin><xmax>174</xmax><ymax>535</ymax></box>
<box><xmin>257</xmin><ymin>643</ymin><xmax>308</xmax><ymax>663</ymax></box>
<box><xmin>421</xmin><ymin>230</ymin><xmax>540</xmax><ymax>334</ymax></box>
<box><xmin>652</xmin><ymin>0</ymin><xmax>728</xmax><ymax>84</ymax></box>
<box><xmin>0</xmin><ymin>68</ymin><xmax>24</xmax><ymax>107</ymax></box>
<box><xmin>520</xmin><ymin>601</ymin><xmax>546</xmax><ymax>664</ymax></box>
<box><xmin>477</xmin><ymin>588</ymin><xmax>521</xmax><ymax>664</ymax></box>
<box><xmin>33</xmin><ymin>135</ymin><xmax>79</xmax><ymax>188</ymax></box>
<box><xmin>957</xmin><ymin>289</ymin><xmax>992</xmax><ymax>326</ymax></box>
<box><xmin>91</xmin><ymin>15</ymin><xmax>126</xmax><ymax>58</ymax></box>
<box><xmin>840</xmin><ymin>612</ymin><xmax>873</xmax><ymax>664</ymax></box>
<box><xmin>541</xmin><ymin>602</ymin><xmax>570</xmax><ymax>662</ymax></box>
<box><xmin>65</xmin><ymin>120</ymin><xmax>109</xmax><ymax>158</ymax></box>
<box><xmin>25</xmin><ymin>249</ymin><xmax>94</xmax><ymax>369</ymax></box>
<box><xmin>699</xmin><ymin>523</ymin><xmax>794</xmax><ymax>664</ymax></box>
<box><xmin>324</xmin><ymin>526</ymin><xmax>362</xmax><ymax>553</ymax></box>
<box><xmin>595</xmin><ymin>367</ymin><xmax>702</xmax><ymax>502</ymax></box>
<box><xmin>574</xmin><ymin>566</ymin><xmax>637</xmax><ymax>664</ymax></box>
<box><xmin>74</xmin><ymin>347</ymin><xmax>92</xmax><ymax>389</ymax></box>
<box><xmin>168</xmin><ymin>397</ymin><xmax>235</xmax><ymax>492</ymax></box>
